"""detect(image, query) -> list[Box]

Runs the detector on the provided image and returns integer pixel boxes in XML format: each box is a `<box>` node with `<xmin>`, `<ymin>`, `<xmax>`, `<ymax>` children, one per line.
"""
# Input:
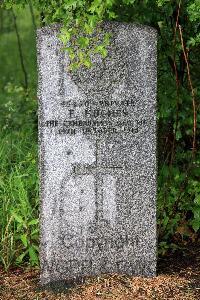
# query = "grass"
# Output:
<box><xmin>0</xmin><ymin>7</ymin><xmax>39</xmax><ymax>270</ymax></box>
<box><xmin>0</xmin><ymin>127</ymin><xmax>39</xmax><ymax>270</ymax></box>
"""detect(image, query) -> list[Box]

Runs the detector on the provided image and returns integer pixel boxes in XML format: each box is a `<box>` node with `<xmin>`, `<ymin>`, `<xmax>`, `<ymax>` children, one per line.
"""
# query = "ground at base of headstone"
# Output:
<box><xmin>0</xmin><ymin>246</ymin><xmax>199</xmax><ymax>300</ymax></box>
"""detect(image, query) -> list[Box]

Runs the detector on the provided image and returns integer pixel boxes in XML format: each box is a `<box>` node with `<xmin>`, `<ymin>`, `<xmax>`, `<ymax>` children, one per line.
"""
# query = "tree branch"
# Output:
<box><xmin>179</xmin><ymin>24</ymin><xmax>197</xmax><ymax>157</ymax></box>
<box><xmin>11</xmin><ymin>8</ymin><xmax>28</xmax><ymax>91</ymax></box>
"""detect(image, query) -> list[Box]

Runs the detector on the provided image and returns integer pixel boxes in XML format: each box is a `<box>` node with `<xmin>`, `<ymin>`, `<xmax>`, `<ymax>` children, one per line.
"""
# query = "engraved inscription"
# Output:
<box><xmin>43</xmin><ymin>98</ymin><xmax>149</xmax><ymax>136</ymax></box>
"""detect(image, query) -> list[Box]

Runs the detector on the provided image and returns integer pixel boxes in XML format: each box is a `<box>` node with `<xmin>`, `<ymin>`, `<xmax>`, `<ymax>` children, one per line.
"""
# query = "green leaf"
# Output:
<box><xmin>94</xmin><ymin>45</ymin><xmax>108</xmax><ymax>57</ymax></box>
<box><xmin>83</xmin><ymin>57</ymin><xmax>92</xmax><ymax>68</ymax></box>
<box><xmin>192</xmin><ymin>206</ymin><xmax>200</xmax><ymax>220</ymax></box>
<box><xmin>32</xmin><ymin>244</ymin><xmax>39</xmax><ymax>252</ymax></box>
<box><xmin>20</xmin><ymin>234</ymin><xmax>28</xmax><ymax>248</ymax></box>
<box><xmin>31</xmin><ymin>229</ymin><xmax>39</xmax><ymax>237</ymax></box>
<box><xmin>122</xmin><ymin>0</ymin><xmax>136</xmax><ymax>4</ymax></box>
<box><xmin>16</xmin><ymin>250</ymin><xmax>28</xmax><ymax>264</ymax></box>
<box><xmin>78</xmin><ymin>50</ymin><xmax>85</xmax><ymax>62</ymax></box>
<box><xmin>12</xmin><ymin>212</ymin><xmax>23</xmax><ymax>224</ymax></box>
<box><xmin>63</xmin><ymin>47</ymin><xmax>75</xmax><ymax>60</ymax></box>
<box><xmin>106</xmin><ymin>0</ymin><xmax>116</xmax><ymax>6</ymax></box>
<box><xmin>191</xmin><ymin>219</ymin><xmax>200</xmax><ymax>232</ymax></box>
<box><xmin>84</xmin><ymin>23</ymin><xmax>94</xmax><ymax>34</ymax></box>
<box><xmin>108</xmin><ymin>11</ymin><xmax>117</xmax><ymax>19</ymax></box>
<box><xmin>157</xmin><ymin>0</ymin><xmax>170</xmax><ymax>7</ymax></box>
<box><xmin>28</xmin><ymin>219</ymin><xmax>39</xmax><ymax>226</ymax></box>
<box><xmin>69</xmin><ymin>52</ymin><xmax>75</xmax><ymax>60</ymax></box>
<box><xmin>89</xmin><ymin>0</ymin><xmax>103</xmax><ymax>14</ymax></box>
<box><xmin>163</xmin><ymin>216</ymin><xmax>169</xmax><ymax>227</ymax></box>
<box><xmin>103</xmin><ymin>33</ymin><xmax>111</xmax><ymax>45</ymax></box>
<box><xmin>59</xmin><ymin>28</ymin><xmax>71</xmax><ymax>44</ymax></box>
<box><xmin>29</xmin><ymin>246</ymin><xmax>39</xmax><ymax>265</ymax></box>
<box><xmin>194</xmin><ymin>195</ymin><xmax>200</xmax><ymax>205</ymax></box>
<box><xmin>77</xmin><ymin>37</ymin><xmax>90</xmax><ymax>48</ymax></box>
<box><xmin>12</xmin><ymin>211</ymin><xmax>27</xmax><ymax>228</ymax></box>
<box><xmin>87</xmin><ymin>14</ymin><xmax>98</xmax><ymax>28</ymax></box>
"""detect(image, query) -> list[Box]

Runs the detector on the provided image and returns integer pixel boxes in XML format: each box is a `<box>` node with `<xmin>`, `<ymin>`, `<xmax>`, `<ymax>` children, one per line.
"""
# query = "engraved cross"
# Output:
<box><xmin>73</xmin><ymin>140</ymin><xmax>123</xmax><ymax>221</ymax></box>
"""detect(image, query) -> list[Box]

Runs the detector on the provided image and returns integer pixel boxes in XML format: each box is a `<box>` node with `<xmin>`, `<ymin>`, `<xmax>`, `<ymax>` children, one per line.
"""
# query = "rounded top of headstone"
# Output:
<box><xmin>37</xmin><ymin>21</ymin><xmax>157</xmax><ymax>39</ymax></box>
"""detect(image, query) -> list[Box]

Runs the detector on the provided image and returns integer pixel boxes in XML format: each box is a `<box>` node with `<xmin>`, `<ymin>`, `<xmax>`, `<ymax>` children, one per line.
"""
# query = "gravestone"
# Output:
<box><xmin>37</xmin><ymin>22</ymin><xmax>157</xmax><ymax>286</ymax></box>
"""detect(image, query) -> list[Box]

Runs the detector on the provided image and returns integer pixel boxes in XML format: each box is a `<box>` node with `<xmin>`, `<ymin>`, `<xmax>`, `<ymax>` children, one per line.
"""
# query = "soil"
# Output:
<box><xmin>0</xmin><ymin>246</ymin><xmax>199</xmax><ymax>300</ymax></box>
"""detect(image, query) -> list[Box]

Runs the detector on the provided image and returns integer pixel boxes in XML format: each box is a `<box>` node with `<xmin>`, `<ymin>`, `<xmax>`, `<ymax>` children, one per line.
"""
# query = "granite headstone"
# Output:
<box><xmin>37</xmin><ymin>22</ymin><xmax>157</xmax><ymax>285</ymax></box>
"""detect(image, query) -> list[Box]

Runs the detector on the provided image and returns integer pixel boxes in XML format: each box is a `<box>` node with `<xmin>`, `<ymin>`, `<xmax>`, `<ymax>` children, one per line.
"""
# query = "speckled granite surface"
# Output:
<box><xmin>37</xmin><ymin>21</ymin><xmax>157</xmax><ymax>286</ymax></box>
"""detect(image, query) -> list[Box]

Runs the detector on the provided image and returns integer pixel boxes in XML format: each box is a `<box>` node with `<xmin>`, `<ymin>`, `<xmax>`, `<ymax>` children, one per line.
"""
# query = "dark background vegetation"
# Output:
<box><xmin>0</xmin><ymin>0</ymin><xmax>199</xmax><ymax>270</ymax></box>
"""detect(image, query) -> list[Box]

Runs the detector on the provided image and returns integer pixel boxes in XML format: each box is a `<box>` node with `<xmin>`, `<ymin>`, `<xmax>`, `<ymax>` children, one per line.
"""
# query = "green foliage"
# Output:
<box><xmin>188</xmin><ymin>0</ymin><xmax>200</xmax><ymax>22</ymax></box>
<box><xmin>2</xmin><ymin>1</ymin><xmax>200</xmax><ymax>70</ymax></box>
<box><xmin>157</xmin><ymin>161</ymin><xmax>200</xmax><ymax>254</ymax></box>
<box><xmin>0</xmin><ymin>0</ymin><xmax>199</xmax><ymax>266</ymax></box>
<box><xmin>0</xmin><ymin>83</ymin><xmax>39</xmax><ymax>270</ymax></box>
